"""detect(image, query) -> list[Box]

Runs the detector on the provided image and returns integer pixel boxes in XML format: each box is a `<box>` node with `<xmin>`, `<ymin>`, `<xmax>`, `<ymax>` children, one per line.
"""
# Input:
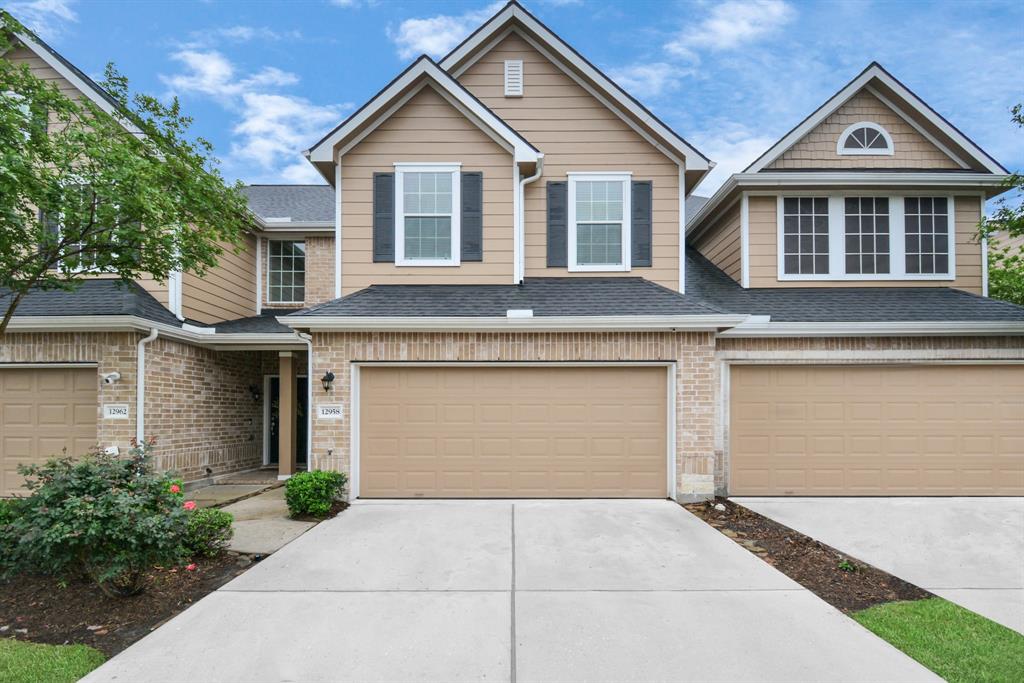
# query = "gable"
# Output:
<box><xmin>768</xmin><ymin>89</ymin><xmax>961</xmax><ymax>170</ymax></box>
<box><xmin>4</xmin><ymin>44</ymin><xmax>88</xmax><ymax>102</ymax></box>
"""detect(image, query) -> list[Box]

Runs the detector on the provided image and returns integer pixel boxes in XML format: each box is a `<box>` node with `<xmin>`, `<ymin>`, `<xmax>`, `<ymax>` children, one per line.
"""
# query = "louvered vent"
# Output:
<box><xmin>504</xmin><ymin>59</ymin><xmax>523</xmax><ymax>97</ymax></box>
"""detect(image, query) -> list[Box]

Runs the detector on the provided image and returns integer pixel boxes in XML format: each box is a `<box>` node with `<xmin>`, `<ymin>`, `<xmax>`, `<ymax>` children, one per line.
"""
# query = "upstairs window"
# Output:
<box><xmin>781</xmin><ymin>197</ymin><xmax>829</xmax><ymax>275</ymax></box>
<box><xmin>844</xmin><ymin>197</ymin><xmax>890</xmax><ymax>275</ymax></box>
<box><xmin>904</xmin><ymin>197</ymin><xmax>950</xmax><ymax>275</ymax></box>
<box><xmin>395</xmin><ymin>164</ymin><xmax>461</xmax><ymax>266</ymax></box>
<box><xmin>837</xmin><ymin>122</ymin><xmax>894</xmax><ymax>155</ymax></box>
<box><xmin>268</xmin><ymin>240</ymin><xmax>305</xmax><ymax>304</ymax></box>
<box><xmin>568</xmin><ymin>173</ymin><xmax>631</xmax><ymax>271</ymax></box>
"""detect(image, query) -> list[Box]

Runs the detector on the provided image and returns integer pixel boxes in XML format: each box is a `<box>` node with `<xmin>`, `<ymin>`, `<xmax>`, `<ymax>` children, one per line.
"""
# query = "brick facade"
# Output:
<box><xmin>260</xmin><ymin>236</ymin><xmax>335</xmax><ymax>309</ymax></box>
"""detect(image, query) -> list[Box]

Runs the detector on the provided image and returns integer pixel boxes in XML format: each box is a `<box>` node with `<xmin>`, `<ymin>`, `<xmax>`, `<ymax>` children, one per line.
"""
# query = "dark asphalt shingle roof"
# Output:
<box><xmin>293</xmin><ymin>277</ymin><xmax>730</xmax><ymax>318</ymax></box>
<box><xmin>1</xmin><ymin>280</ymin><xmax>183</xmax><ymax>326</ymax></box>
<box><xmin>241</xmin><ymin>185</ymin><xmax>334</xmax><ymax>223</ymax></box>
<box><xmin>215</xmin><ymin>309</ymin><xmax>300</xmax><ymax>333</ymax></box>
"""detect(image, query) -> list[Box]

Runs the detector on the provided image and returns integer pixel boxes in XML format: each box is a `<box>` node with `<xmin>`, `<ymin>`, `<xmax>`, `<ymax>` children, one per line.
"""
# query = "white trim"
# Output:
<box><xmin>280</xmin><ymin>314</ymin><xmax>747</xmax><ymax>332</ymax></box>
<box><xmin>744</xmin><ymin>63</ymin><xmax>1005</xmax><ymax>174</ymax></box>
<box><xmin>440</xmin><ymin>5</ymin><xmax>710</xmax><ymax>171</ymax></box>
<box><xmin>567</xmin><ymin>172</ymin><xmax>632</xmax><ymax>272</ymax></box>
<box><xmin>865</xmin><ymin>86</ymin><xmax>969</xmax><ymax>168</ymax></box>
<box><xmin>0</xmin><ymin>362</ymin><xmax>97</xmax><ymax>369</ymax></box>
<box><xmin>836</xmin><ymin>121</ymin><xmax>895</xmax><ymax>156</ymax></box>
<box><xmin>394</xmin><ymin>164</ymin><xmax>462</xmax><ymax>267</ymax></box>
<box><xmin>517</xmin><ymin>157</ymin><xmax>545</xmax><ymax>283</ymax></box>
<box><xmin>678</xmin><ymin>165</ymin><xmax>686</xmax><ymax>293</ymax></box>
<box><xmin>740</xmin><ymin>193</ymin><xmax>750</xmax><ymax>288</ymax></box>
<box><xmin>167</xmin><ymin>270</ymin><xmax>183</xmax><ymax>320</ymax></box>
<box><xmin>349</xmin><ymin>361</ymin><xmax>678</xmax><ymax>500</ymax></box>
<box><xmin>254</xmin><ymin>237</ymin><xmax>262</xmax><ymax>315</ymax></box>
<box><xmin>980</xmin><ymin>191</ymin><xmax>990</xmax><ymax>298</ymax></box>
<box><xmin>720</xmin><ymin>320</ymin><xmax>1024</xmax><ymax>337</ymax></box>
<box><xmin>307</xmin><ymin>59</ymin><xmax>539</xmax><ymax>165</ymax></box>
<box><xmin>335</xmin><ymin>156</ymin><xmax>343</xmax><ymax>298</ymax></box>
<box><xmin>136</xmin><ymin>328</ymin><xmax>158</xmax><ymax>442</ymax></box>
<box><xmin>513</xmin><ymin>162</ymin><xmax>522</xmax><ymax>284</ymax></box>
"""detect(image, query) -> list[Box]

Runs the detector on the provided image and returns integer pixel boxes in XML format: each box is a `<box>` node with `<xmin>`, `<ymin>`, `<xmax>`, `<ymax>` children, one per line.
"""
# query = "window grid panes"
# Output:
<box><xmin>403</xmin><ymin>172</ymin><xmax>453</xmax><ymax>261</ymax></box>
<box><xmin>782</xmin><ymin>197</ymin><xmax>829</xmax><ymax>275</ymax></box>
<box><xmin>904</xmin><ymin>197</ymin><xmax>949</xmax><ymax>274</ymax></box>
<box><xmin>843</xmin><ymin>126</ymin><xmax>890</xmax><ymax>151</ymax></box>
<box><xmin>575</xmin><ymin>180</ymin><xmax>624</xmax><ymax>266</ymax></box>
<box><xmin>844</xmin><ymin>197</ymin><xmax>890</xmax><ymax>275</ymax></box>
<box><xmin>268</xmin><ymin>241</ymin><xmax>305</xmax><ymax>303</ymax></box>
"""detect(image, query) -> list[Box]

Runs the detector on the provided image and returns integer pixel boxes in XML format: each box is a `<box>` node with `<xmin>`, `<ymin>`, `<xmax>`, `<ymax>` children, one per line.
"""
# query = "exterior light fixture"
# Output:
<box><xmin>321</xmin><ymin>371</ymin><xmax>336</xmax><ymax>393</ymax></box>
<box><xmin>248</xmin><ymin>384</ymin><xmax>262</xmax><ymax>403</ymax></box>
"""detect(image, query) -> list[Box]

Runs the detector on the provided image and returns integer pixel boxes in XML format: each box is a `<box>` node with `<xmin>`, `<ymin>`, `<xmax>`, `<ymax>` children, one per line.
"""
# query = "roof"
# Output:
<box><xmin>292</xmin><ymin>277</ymin><xmax>729</xmax><ymax>318</ymax></box>
<box><xmin>215</xmin><ymin>309</ymin><xmax>299</xmax><ymax>333</ymax></box>
<box><xmin>1</xmin><ymin>279</ymin><xmax>182</xmax><ymax>326</ymax></box>
<box><xmin>685</xmin><ymin>249</ymin><xmax>1024</xmax><ymax>323</ymax></box>
<box><xmin>241</xmin><ymin>185</ymin><xmax>334</xmax><ymax>224</ymax></box>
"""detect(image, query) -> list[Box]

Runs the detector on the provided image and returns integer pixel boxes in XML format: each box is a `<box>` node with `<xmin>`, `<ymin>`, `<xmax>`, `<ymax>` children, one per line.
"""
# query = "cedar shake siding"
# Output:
<box><xmin>457</xmin><ymin>32</ymin><xmax>681</xmax><ymax>289</ymax></box>
<box><xmin>768</xmin><ymin>89</ymin><xmax>960</xmax><ymax>170</ymax></box>
<box><xmin>181</xmin><ymin>234</ymin><xmax>258</xmax><ymax>324</ymax></box>
<box><xmin>339</xmin><ymin>85</ymin><xmax>515</xmax><ymax>295</ymax></box>
<box><xmin>693</xmin><ymin>201</ymin><xmax>742</xmax><ymax>284</ymax></box>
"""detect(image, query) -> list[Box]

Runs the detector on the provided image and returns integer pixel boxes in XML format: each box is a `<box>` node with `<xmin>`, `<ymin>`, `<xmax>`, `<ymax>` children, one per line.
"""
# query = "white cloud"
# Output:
<box><xmin>666</xmin><ymin>0</ymin><xmax>795</xmax><ymax>59</ymax></box>
<box><xmin>690</xmin><ymin>122</ymin><xmax>778</xmax><ymax>196</ymax></box>
<box><xmin>6</xmin><ymin>0</ymin><xmax>77</xmax><ymax>40</ymax></box>
<box><xmin>330</xmin><ymin>0</ymin><xmax>360</xmax><ymax>6</ymax></box>
<box><xmin>160</xmin><ymin>51</ymin><xmax>350</xmax><ymax>183</ymax></box>
<box><xmin>388</xmin><ymin>2</ymin><xmax>504</xmax><ymax>60</ymax></box>
<box><xmin>607</xmin><ymin>62</ymin><xmax>687</xmax><ymax>99</ymax></box>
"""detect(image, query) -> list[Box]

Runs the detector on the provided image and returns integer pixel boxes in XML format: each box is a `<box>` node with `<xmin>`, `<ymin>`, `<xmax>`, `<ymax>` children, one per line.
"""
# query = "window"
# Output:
<box><xmin>568</xmin><ymin>173</ymin><xmax>631</xmax><ymax>271</ymax></box>
<box><xmin>844</xmin><ymin>197</ymin><xmax>890</xmax><ymax>275</ymax></box>
<box><xmin>395</xmin><ymin>164</ymin><xmax>460</xmax><ymax>266</ymax></box>
<box><xmin>837</xmin><ymin>122</ymin><xmax>894</xmax><ymax>155</ymax></box>
<box><xmin>782</xmin><ymin>197</ymin><xmax>829</xmax><ymax>275</ymax></box>
<box><xmin>268</xmin><ymin>240</ymin><xmax>305</xmax><ymax>304</ymax></box>
<box><xmin>904</xmin><ymin>197</ymin><xmax>950</xmax><ymax>275</ymax></box>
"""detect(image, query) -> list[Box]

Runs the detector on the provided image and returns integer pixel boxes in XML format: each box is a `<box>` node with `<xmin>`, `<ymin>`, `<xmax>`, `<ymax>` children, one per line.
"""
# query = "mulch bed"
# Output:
<box><xmin>684</xmin><ymin>498</ymin><xmax>931</xmax><ymax>612</ymax></box>
<box><xmin>0</xmin><ymin>552</ymin><xmax>254</xmax><ymax>657</ymax></box>
<box><xmin>291</xmin><ymin>500</ymin><xmax>349</xmax><ymax>523</ymax></box>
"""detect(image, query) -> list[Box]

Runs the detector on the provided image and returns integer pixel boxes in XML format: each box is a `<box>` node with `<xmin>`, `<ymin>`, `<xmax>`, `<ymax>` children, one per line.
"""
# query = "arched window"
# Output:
<box><xmin>837</xmin><ymin>122</ymin><xmax>894</xmax><ymax>155</ymax></box>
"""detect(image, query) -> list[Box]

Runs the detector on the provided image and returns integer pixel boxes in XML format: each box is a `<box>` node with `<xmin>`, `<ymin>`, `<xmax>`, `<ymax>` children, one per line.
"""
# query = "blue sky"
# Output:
<box><xmin>8</xmin><ymin>0</ymin><xmax>1023</xmax><ymax>196</ymax></box>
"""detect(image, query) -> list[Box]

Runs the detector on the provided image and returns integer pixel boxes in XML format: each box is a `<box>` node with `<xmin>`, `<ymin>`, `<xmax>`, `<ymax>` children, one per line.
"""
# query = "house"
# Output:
<box><xmin>2</xmin><ymin>1</ymin><xmax>1022</xmax><ymax>499</ymax></box>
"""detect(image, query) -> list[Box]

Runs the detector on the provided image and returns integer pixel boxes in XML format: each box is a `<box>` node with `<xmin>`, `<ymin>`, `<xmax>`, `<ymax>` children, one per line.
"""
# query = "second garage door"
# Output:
<box><xmin>1</xmin><ymin>367</ymin><xmax>98</xmax><ymax>497</ymax></box>
<box><xmin>730</xmin><ymin>364</ymin><xmax>1024</xmax><ymax>495</ymax></box>
<box><xmin>359</xmin><ymin>365</ymin><xmax>668</xmax><ymax>498</ymax></box>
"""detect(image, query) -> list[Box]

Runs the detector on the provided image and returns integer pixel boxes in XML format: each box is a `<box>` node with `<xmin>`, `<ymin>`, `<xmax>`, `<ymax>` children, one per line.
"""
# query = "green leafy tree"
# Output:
<box><xmin>0</xmin><ymin>12</ymin><xmax>255</xmax><ymax>333</ymax></box>
<box><xmin>978</xmin><ymin>104</ymin><xmax>1024</xmax><ymax>305</ymax></box>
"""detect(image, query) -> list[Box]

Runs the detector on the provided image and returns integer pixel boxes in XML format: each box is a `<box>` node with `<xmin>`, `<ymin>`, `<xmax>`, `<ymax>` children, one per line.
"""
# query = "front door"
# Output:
<box><xmin>268</xmin><ymin>376</ymin><xmax>308</xmax><ymax>466</ymax></box>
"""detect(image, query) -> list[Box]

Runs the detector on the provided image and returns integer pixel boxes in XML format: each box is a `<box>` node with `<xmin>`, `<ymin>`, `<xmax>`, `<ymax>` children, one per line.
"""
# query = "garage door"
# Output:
<box><xmin>359</xmin><ymin>365</ymin><xmax>668</xmax><ymax>498</ymax></box>
<box><xmin>1</xmin><ymin>367</ymin><xmax>98</xmax><ymax>496</ymax></box>
<box><xmin>730</xmin><ymin>364</ymin><xmax>1024</xmax><ymax>496</ymax></box>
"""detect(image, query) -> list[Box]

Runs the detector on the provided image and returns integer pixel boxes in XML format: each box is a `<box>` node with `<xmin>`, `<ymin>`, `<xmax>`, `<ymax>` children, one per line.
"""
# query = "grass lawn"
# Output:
<box><xmin>854</xmin><ymin>597</ymin><xmax>1024</xmax><ymax>683</ymax></box>
<box><xmin>0</xmin><ymin>639</ymin><xmax>105</xmax><ymax>683</ymax></box>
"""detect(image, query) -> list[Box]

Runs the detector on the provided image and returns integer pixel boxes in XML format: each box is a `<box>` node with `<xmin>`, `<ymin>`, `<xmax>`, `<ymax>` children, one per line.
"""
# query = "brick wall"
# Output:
<box><xmin>308</xmin><ymin>331</ymin><xmax>719</xmax><ymax>500</ymax></box>
<box><xmin>260</xmin><ymin>236</ymin><xmax>336</xmax><ymax>310</ymax></box>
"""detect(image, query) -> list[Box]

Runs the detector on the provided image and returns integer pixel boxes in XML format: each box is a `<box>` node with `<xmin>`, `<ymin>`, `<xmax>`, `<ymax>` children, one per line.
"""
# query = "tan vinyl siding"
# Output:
<box><xmin>136</xmin><ymin>277</ymin><xmax>169</xmax><ymax>306</ymax></box>
<box><xmin>747</xmin><ymin>194</ymin><xmax>982</xmax><ymax>292</ymax></box>
<box><xmin>692</xmin><ymin>201</ymin><xmax>742</xmax><ymax>283</ymax></box>
<box><xmin>339</xmin><ymin>85</ymin><xmax>514</xmax><ymax>294</ymax></box>
<box><xmin>458</xmin><ymin>32</ymin><xmax>681</xmax><ymax>289</ymax></box>
<box><xmin>181</xmin><ymin>234</ymin><xmax>257</xmax><ymax>323</ymax></box>
<box><xmin>769</xmin><ymin>89</ymin><xmax>960</xmax><ymax>170</ymax></box>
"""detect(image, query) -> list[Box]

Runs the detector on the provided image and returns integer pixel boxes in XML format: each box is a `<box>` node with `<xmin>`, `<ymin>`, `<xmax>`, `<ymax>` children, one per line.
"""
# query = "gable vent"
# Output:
<box><xmin>504</xmin><ymin>59</ymin><xmax>524</xmax><ymax>97</ymax></box>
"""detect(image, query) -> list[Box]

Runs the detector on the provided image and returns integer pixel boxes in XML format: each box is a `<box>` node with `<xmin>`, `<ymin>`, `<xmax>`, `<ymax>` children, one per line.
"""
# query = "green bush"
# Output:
<box><xmin>285</xmin><ymin>470</ymin><xmax>348</xmax><ymax>517</ymax></box>
<box><xmin>1</xmin><ymin>439</ymin><xmax>190</xmax><ymax>597</ymax></box>
<box><xmin>185</xmin><ymin>507</ymin><xmax>234</xmax><ymax>558</ymax></box>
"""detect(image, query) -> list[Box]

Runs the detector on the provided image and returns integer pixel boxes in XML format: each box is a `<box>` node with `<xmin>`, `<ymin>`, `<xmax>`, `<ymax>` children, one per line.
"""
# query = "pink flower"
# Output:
<box><xmin>183</xmin><ymin>501</ymin><xmax>197</xmax><ymax>511</ymax></box>
<box><xmin>169</xmin><ymin>484</ymin><xmax>181</xmax><ymax>494</ymax></box>
<box><xmin>185</xmin><ymin>563</ymin><xmax>197</xmax><ymax>572</ymax></box>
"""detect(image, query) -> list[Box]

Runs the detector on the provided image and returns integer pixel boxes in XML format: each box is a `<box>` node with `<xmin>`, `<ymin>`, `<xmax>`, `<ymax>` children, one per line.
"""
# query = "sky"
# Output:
<box><xmin>7</xmin><ymin>0</ymin><xmax>1023</xmax><ymax>197</ymax></box>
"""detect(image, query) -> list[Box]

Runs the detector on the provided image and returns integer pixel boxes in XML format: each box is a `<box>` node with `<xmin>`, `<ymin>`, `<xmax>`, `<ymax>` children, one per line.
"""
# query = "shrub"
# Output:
<box><xmin>185</xmin><ymin>508</ymin><xmax>234</xmax><ymax>558</ymax></box>
<box><xmin>2</xmin><ymin>439</ymin><xmax>190</xmax><ymax>597</ymax></box>
<box><xmin>285</xmin><ymin>470</ymin><xmax>348</xmax><ymax>518</ymax></box>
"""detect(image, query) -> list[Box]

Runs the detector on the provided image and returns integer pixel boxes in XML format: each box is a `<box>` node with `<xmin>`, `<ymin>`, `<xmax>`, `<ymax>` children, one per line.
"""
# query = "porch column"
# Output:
<box><xmin>278</xmin><ymin>351</ymin><xmax>298</xmax><ymax>478</ymax></box>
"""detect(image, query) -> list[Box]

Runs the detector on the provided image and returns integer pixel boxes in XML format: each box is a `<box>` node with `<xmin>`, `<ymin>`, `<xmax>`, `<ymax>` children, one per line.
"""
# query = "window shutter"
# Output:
<box><xmin>546</xmin><ymin>181</ymin><xmax>568</xmax><ymax>267</ymax></box>
<box><xmin>372</xmin><ymin>172</ymin><xmax>395</xmax><ymax>263</ymax></box>
<box><xmin>461</xmin><ymin>171</ymin><xmax>483</xmax><ymax>262</ymax></box>
<box><xmin>631</xmin><ymin>180</ymin><xmax>653</xmax><ymax>267</ymax></box>
<box><xmin>504</xmin><ymin>60</ymin><xmax>524</xmax><ymax>97</ymax></box>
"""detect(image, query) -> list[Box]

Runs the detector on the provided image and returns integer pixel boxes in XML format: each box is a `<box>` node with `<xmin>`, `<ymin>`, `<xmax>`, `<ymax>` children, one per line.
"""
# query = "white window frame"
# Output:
<box><xmin>837</xmin><ymin>121</ymin><xmax>895</xmax><ymax>156</ymax></box>
<box><xmin>266</xmin><ymin>239</ymin><xmax>306</xmax><ymax>305</ymax></box>
<box><xmin>567</xmin><ymin>171</ymin><xmax>632</xmax><ymax>273</ymax></box>
<box><xmin>394</xmin><ymin>162</ymin><xmax>461</xmax><ymax>267</ymax></box>
<box><xmin>775</xmin><ymin>192</ymin><xmax>955</xmax><ymax>281</ymax></box>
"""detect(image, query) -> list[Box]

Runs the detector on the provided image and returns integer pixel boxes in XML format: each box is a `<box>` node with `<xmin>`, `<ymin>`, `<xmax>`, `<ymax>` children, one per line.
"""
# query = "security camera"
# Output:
<box><xmin>102</xmin><ymin>372</ymin><xmax>121</xmax><ymax>385</ymax></box>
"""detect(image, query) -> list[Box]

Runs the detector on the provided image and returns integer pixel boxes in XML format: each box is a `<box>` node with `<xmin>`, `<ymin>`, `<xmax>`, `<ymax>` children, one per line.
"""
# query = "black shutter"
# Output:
<box><xmin>546</xmin><ymin>181</ymin><xmax>568</xmax><ymax>267</ymax></box>
<box><xmin>460</xmin><ymin>171</ymin><xmax>483</xmax><ymax>262</ymax></box>
<box><xmin>631</xmin><ymin>180</ymin><xmax>652</xmax><ymax>267</ymax></box>
<box><xmin>372</xmin><ymin>172</ymin><xmax>395</xmax><ymax>263</ymax></box>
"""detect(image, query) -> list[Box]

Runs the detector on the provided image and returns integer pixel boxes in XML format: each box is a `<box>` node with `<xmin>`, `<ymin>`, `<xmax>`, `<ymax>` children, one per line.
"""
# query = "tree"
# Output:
<box><xmin>0</xmin><ymin>12</ymin><xmax>256</xmax><ymax>333</ymax></box>
<box><xmin>977</xmin><ymin>104</ymin><xmax>1024</xmax><ymax>305</ymax></box>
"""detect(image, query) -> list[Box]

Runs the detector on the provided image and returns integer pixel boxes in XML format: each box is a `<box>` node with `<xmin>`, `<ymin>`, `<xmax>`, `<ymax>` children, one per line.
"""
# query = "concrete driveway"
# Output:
<box><xmin>736</xmin><ymin>497</ymin><xmax>1024</xmax><ymax>634</ymax></box>
<box><xmin>85</xmin><ymin>500</ymin><xmax>935</xmax><ymax>682</ymax></box>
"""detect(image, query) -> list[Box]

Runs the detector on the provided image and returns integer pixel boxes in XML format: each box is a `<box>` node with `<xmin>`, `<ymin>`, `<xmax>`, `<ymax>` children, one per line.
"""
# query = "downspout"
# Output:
<box><xmin>297</xmin><ymin>331</ymin><xmax>314</xmax><ymax>471</ymax></box>
<box><xmin>517</xmin><ymin>156</ymin><xmax>544</xmax><ymax>283</ymax></box>
<box><xmin>136</xmin><ymin>328</ymin><xmax>158</xmax><ymax>443</ymax></box>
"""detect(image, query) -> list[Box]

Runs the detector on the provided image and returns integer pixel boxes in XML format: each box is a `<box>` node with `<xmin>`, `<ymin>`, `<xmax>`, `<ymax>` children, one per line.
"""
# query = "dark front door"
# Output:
<box><xmin>268</xmin><ymin>376</ymin><xmax>308</xmax><ymax>466</ymax></box>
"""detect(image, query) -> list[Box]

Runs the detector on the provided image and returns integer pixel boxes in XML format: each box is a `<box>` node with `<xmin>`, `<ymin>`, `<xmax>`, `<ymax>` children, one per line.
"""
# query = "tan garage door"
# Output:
<box><xmin>359</xmin><ymin>365</ymin><xmax>668</xmax><ymax>498</ymax></box>
<box><xmin>730</xmin><ymin>364</ymin><xmax>1024</xmax><ymax>496</ymax></box>
<box><xmin>1</xmin><ymin>367</ymin><xmax>98</xmax><ymax>496</ymax></box>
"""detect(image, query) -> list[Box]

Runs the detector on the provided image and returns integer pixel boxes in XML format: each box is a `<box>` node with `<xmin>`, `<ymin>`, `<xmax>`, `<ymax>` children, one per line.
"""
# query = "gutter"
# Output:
<box><xmin>719</xmin><ymin>319</ymin><xmax>1024</xmax><ymax>338</ymax></box>
<box><xmin>276</xmin><ymin>314</ymin><xmax>749</xmax><ymax>333</ymax></box>
<box><xmin>516</xmin><ymin>156</ymin><xmax>545</xmax><ymax>283</ymax></box>
<box><xmin>136</xmin><ymin>328</ymin><xmax>158</xmax><ymax>442</ymax></box>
